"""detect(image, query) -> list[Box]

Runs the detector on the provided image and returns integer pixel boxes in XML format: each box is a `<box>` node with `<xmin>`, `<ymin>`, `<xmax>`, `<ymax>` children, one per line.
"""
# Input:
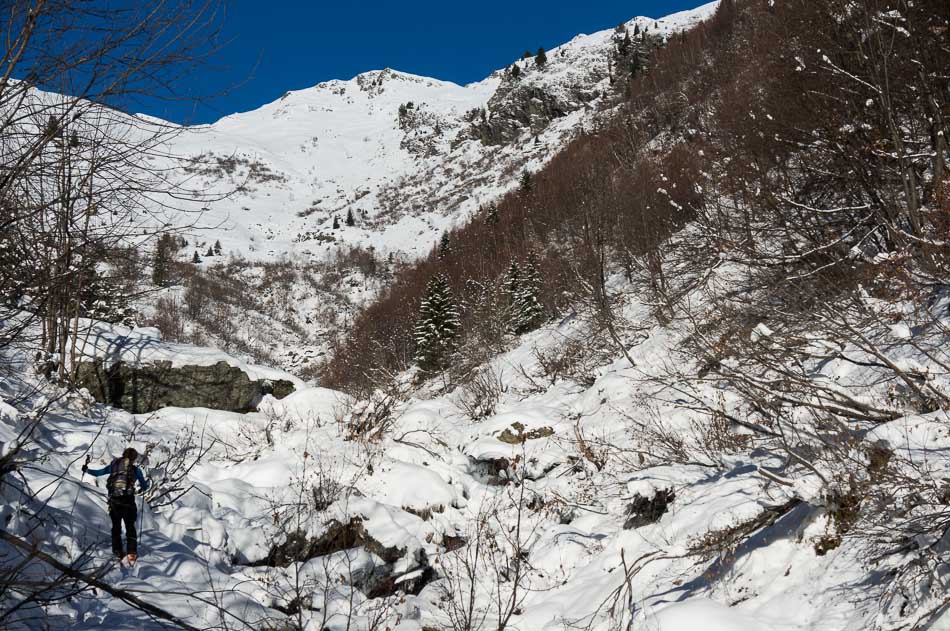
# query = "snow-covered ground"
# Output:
<box><xmin>6</xmin><ymin>261</ymin><xmax>949</xmax><ymax>629</ymax></box>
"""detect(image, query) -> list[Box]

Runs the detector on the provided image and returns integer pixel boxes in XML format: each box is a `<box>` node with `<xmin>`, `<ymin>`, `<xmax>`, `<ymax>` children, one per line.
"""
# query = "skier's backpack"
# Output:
<box><xmin>106</xmin><ymin>458</ymin><xmax>136</xmax><ymax>498</ymax></box>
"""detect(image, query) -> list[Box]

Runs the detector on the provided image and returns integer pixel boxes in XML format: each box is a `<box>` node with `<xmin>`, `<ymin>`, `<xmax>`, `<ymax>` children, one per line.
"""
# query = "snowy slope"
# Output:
<box><xmin>5</xmin><ymin>262</ymin><xmax>946</xmax><ymax>630</ymax></box>
<box><xmin>158</xmin><ymin>2</ymin><xmax>720</xmax><ymax>263</ymax></box>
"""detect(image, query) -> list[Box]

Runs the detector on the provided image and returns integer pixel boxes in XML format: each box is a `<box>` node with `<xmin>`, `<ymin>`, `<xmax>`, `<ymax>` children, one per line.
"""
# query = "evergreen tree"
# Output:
<box><xmin>206</xmin><ymin>246</ymin><xmax>214</xmax><ymax>257</ymax></box>
<box><xmin>438</xmin><ymin>232</ymin><xmax>452</xmax><ymax>259</ymax></box>
<box><xmin>213</xmin><ymin>239</ymin><xmax>222</xmax><ymax>256</ymax></box>
<box><xmin>332</xmin><ymin>215</ymin><xmax>340</xmax><ymax>230</ymax></box>
<box><xmin>192</xmin><ymin>250</ymin><xmax>201</xmax><ymax>264</ymax></box>
<box><xmin>619</xmin><ymin>31</ymin><xmax>632</xmax><ymax>57</ymax></box>
<box><xmin>535</xmin><ymin>47</ymin><xmax>547</xmax><ymax>67</ymax></box>
<box><xmin>413</xmin><ymin>273</ymin><xmax>461</xmax><ymax>372</ymax></box>
<box><xmin>502</xmin><ymin>261</ymin><xmax>521</xmax><ymax>299</ymax></box>
<box><xmin>510</xmin><ymin>63</ymin><xmax>522</xmax><ymax>79</ymax></box>
<box><xmin>152</xmin><ymin>233</ymin><xmax>174</xmax><ymax>287</ymax></box>
<box><xmin>521</xmin><ymin>50</ymin><xmax>532</xmax><ymax>60</ymax></box>
<box><xmin>486</xmin><ymin>203</ymin><xmax>500</xmax><ymax>226</ymax></box>
<box><xmin>512</xmin><ymin>257</ymin><xmax>544</xmax><ymax>334</ymax></box>
<box><xmin>634</xmin><ymin>22</ymin><xmax>641</xmax><ymax>36</ymax></box>
<box><xmin>519</xmin><ymin>169</ymin><xmax>532</xmax><ymax>194</ymax></box>
<box><xmin>346</xmin><ymin>208</ymin><xmax>356</xmax><ymax>227</ymax></box>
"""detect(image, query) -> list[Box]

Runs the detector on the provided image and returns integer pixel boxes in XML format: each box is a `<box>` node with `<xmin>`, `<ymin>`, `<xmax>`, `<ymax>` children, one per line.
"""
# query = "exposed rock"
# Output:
<box><xmin>623</xmin><ymin>488</ymin><xmax>675</xmax><ymax>530</ymax></box>
<box><xmin>466</xmin><ymin>80</ymin><xmax>600</xmax><ymax>146</ymax></box>
<box><xmin>254</xmin><ymin>517</ymin><xmax>436</xmax><ymax>599</ymax></box>
<box><xmin>256</xmin><ymin>518</ymin><xmax>403</xmax><ymax>568</ymax></box>
<box><xmin>75</xmin><ymin>359</ymin><xmax>295</xmax><ymax>414</ymax></box>
<box><xmin>496</xmin><ymin>421</ymin><xmax>555</xmax><ymax>444</ymax></box>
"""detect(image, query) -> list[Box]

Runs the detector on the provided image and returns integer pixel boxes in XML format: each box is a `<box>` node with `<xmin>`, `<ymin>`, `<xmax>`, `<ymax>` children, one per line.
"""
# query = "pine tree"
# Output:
<box><xmin>502</xmin><ymin>261</ymin><xmax>521</xmax><ymax>300</ymax></box>
<box><xmin>413</xmin><ymin>273</ymin><xmax>461</xmax><ymax>372</ymax></box>
<box><xmin>346</xmin><ymin>208</ymin><xmax>356</xmax><ymax>227</ymax></box>
<box><xmin>512</xmin><ymin>257</ymin><xmax>544</xmax><ymax>334</ymax></box>
<box><xmin>486</xmin><ymin>203</ymin><xmax>500</xmax><ymax>226</ymax></box>
<box><xmin>152</xmin><ymin>234</ymin><xmax>173</xmax><ymax>287</ymax></box>
<box><xmin>438</xmin><ymin>232</ymin><xmax>452</xmax><ymax>259</ymax></box>
<box><xmin>206</xmin><ymin>246</ymin><xmax>214</xmax><ymax>257</ymax></box>
<box><xmin>619</xmin><ymin>32</ymin><xmax>632</xmax><ymax>57</ymax></box>
<box><xmin>521</xmin><ymin>50</ymin><xmax>532</xmax><ymax>60</ymax></box>
<box><xmin>213</xmin><ymin>239</ymin><xmax>222</xmax><ymax>256</ymax></box>
<box><xmin>332</xmin><ymin>215</ymin><xmax>340</xmax><ymax>230</ymax></box>
<box><xmin>535</xmin><ymin>47</ymin><xmax>547</xmax><ymax>67</ymax></box>
<box><xmin>192</xmin><ymin>250</ymin><xmax>201</xmax><ymax>264</ymax></box>
<box><xmin>510</xmin><ymin>63</ymin><xmax>522</xmax><ymax>79</ymax></box>
<box><xmin>519</xmin><ymin>169</ymin><xmax>532</xmax><ymax>194</ymax></box>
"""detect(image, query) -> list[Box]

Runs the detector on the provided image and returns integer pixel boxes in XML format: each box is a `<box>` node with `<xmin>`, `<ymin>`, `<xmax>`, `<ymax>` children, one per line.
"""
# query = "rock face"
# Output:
<box><xmin>467</xmin><ymin>81</ymin><xmax>589</xmax><ymax>146</ymax></box>
<box><xmin>254</xmin><ymin>517</ymin><xmax>435</xmax><ymax>599</ymax></box>
<box><xmin>75</xmin><ymin>359</ymin><xmax>295</xmax><ymax>414</ymax></box>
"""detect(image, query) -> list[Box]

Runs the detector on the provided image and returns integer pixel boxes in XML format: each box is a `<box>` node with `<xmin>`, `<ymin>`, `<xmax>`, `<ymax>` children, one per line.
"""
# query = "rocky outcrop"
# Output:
<box><xmin>254</xmin><ymin>517</ymin><xmax>435</xmax><ymax>598</ymax></box>
<box><xmin>465</xmin><ymin>76</ymin><xmax>602</xmax><ymax>146</ymax></box>
<box><xmin>623</xmin><ymin>488</ymin><xmax>675</xmax><ymax>530</ymax></box>
<box><xmin>75</xmin><ymin>359</ymin><xmax>295</xmax><ymax>414</ymax></box>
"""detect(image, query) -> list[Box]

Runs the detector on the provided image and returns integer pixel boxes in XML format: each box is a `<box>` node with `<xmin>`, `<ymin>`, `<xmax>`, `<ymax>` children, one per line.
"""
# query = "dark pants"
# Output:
<box><xmin>109</xmin><ymin>497</ymin><xmax>138</xmax><ymax>556</ymax></box>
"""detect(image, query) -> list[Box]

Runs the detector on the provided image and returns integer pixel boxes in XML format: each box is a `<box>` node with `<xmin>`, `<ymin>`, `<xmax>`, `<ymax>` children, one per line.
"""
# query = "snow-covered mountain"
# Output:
<box><xmin>162</xmin><ymin>3</ymin><xmax>718</xmax><ymax>262</ymax></box>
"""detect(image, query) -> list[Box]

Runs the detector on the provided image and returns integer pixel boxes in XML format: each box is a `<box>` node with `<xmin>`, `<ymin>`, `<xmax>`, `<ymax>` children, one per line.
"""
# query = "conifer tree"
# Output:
<box><xmin>521</xmin><ymin>50</ymin><xmax>532</xmax><ymax>60</ymax></box>
<box><xmin>206</xmin><ymin>246</ymin><xmax>214</xmax><ymax>257</ymax></box>
<box><xmin>535</xmin><ymin>47</ymin><xmax>547</xmax><ymax>67</ymax></box>
<box><xmin>512</xmin><ymin>257</ymin><xmax>544</xmax><ymax>334</ymax></box>
<box><xmin>413</xmin><ymin>273</ymin><xmax>461</xmax><ymax>372</ymax></box>
<box><xmin>213</xmin><ymin>239</ymin><xmax>223</xmax><ymax>256</ymax></box>
<box><xmin>486</xmin><ymin>203</ymin><xmax>500</xmax><ymax>226</ymax></box>
<box><xmin>519</xmin><ymin>169</ymin><xmax>533</xmax><ymax>194</ymax></box>
<box><xmin>619</xmin><ymin>32</ymin><xmax>632</xmax><ymax>57</ymax></box>
<box><xmin>438</xmin><ymin>232</ymin><xmax>452</xmax><ymax>259</ymax></box>
<box><xmin>152</xmin><ymin>233</ymin><xmax>174</xmax><ymax>287</ymax></box>
<box><xmin>510</xmin><ymin>63</ymin><xmax>522</xmax><ymax>79</ymax></box>
<box><xmin>346</xmin><ymin>208</ymin><xmax>356</xmax><ymax>227</ymax></box>
<box><xmin>192</xmin><ymin>250</ymin><xmax>201</xmax><ymax>264</ymax></box>
<box><xmin>502</xmin><ymin>261</ymin><xmax>521</xmax><ymax>300</ymax></box>
<box><xmin>332</xmin><ymin>215</ymin><xmax>340</xmax><ymax>230</ymax></box>
<box><xmin>501</xmin><ymin>259</ymin><xmax>544</xmax><ymax>334</ymax></box>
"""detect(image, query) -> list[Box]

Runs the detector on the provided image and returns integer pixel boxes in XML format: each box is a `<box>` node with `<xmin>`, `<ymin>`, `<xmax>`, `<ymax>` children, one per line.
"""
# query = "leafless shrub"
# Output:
<box><xmin>148</xmin><ymin>295</ymin><xmax>186</xmax><ymax>342</ymax></box>
<box><xmin>456</xmin><ymin>367</ymin><xmax>507</xmax><ymax>421</ymax></box>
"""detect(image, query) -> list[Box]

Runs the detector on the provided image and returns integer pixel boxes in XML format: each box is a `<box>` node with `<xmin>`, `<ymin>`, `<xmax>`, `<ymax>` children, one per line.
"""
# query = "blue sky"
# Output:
<box><xmin>141</xmin><ymin>1</ymin><xmax>707</xmax><ymax>125</ymax></box>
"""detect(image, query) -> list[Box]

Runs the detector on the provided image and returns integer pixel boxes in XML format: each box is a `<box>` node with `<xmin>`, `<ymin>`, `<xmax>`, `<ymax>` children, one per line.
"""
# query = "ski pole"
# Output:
<box><xmin>69</xmin><ymin>454</ymin><xmax>91</xmax><ymax>518</ymax></box>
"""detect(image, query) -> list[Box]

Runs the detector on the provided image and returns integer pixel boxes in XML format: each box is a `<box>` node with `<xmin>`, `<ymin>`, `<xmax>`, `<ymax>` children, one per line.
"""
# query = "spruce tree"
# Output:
<box><xmin>535</xmin><ymin>47</ymin><xmax>547</xmax><ymax>67</ymax></box>
<box><xmin>510</xmin><ymin>63</ymin><xmax>522</xmax><ymax>79</ymax></box>
<box><xmin>521</xmin><ymin>50</ymin><xmax>532</xmax><ymax>60</ymax></box>
<box><xmin>213</xmin><ymin>239</ymin><xmax>223</xmax><ymax>256</ymax></box>
<box><xmin>192</xmin><ymin>250</ymin><xmax>201</xmax><ymax>264</ymax></box>
<box><xmin>438</xmin><ymin>232</ymin><xmax>452</xmax><ymax>259</ymax></box>
<box><xmin>332</xmin><ymin>215</ymin><xmax>340</xmax><ymax>230</ymax></box>
<box><xmin>519</xmin><ymin>169</ymin><xmax>532</xmax><ymax>194</ymax></box>
<box><xmin>413</xmin><ymin>273</ymin><xmax>461</xmax><ymax>372</ymax></box>
<box><xmin>512</xmin><ymin>257</ymin><xmax>544</xmax><ymax>334</ymax></box>
<box><xmin>206</xmin><ymin>246</ymin><xmax>214</xmax><ymax>257</ymax></box>
<box><xmin>346</xmin><ymin>208</ymin><xmax>356</xmax><ymax>227</ymax></box>
<box><xmin>486</xmin><ymin>203</ymin><xmax>500</xmax><ymax>226</ymax></box>
<box><xmin>502</xmin><ymin>261</ymin><xmax>521</xmax><ymax>300</ymax></box>
<box><xmin>152</xmin><ymin>234</ymin><xmax>173</xmax><ymax>287</ymax></box>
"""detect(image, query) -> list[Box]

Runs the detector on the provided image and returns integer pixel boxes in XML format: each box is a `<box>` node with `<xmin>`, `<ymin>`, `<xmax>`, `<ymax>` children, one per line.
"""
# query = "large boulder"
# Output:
<box><xmin>70</xmin><ymin>321</ymin><xmax>300</xmax><ymax>414</ymax></box>
<box><xmin>75</xmin><ymin>359</ymin><xmax>295</xmax><ymax>414</ymax></box>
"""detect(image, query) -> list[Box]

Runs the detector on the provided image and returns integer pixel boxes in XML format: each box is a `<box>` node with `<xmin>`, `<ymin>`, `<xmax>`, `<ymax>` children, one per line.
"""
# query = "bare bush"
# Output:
<box><xmin>456</xmin><ymin>367</ymin><xmax>507</xmax><ymax>421</ymax></box>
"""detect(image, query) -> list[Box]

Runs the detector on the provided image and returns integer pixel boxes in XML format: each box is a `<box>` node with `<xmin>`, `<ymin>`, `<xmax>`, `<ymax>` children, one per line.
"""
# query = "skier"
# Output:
<box><xmin>83</xmin><ymin>448</ymin><xmax>149</xmax><ymax>563</ymax></box>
